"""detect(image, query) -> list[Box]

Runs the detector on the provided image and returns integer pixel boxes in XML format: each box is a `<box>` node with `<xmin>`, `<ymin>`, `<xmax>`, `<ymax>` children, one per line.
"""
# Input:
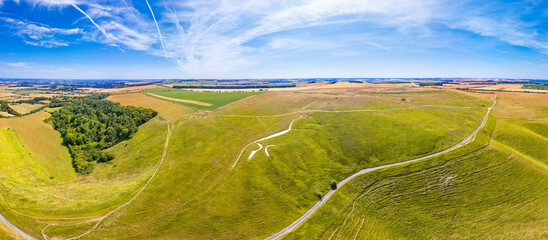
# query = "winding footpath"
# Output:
<box><xmin>266</xmin><ymin>95</ymin><xmax>496</xmax><ymax>240</ymax></box>
<box><xmin>0</xmin><ymin>124</ymin><xmax>173</xmax><ymax>240</ymax></box>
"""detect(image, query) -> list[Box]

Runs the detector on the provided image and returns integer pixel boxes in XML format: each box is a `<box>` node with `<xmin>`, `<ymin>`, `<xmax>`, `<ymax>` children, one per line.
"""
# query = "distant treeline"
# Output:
<box><xmin>48</xmin><ymin>93</ymin><xmax>157</xmax><ymax>174</ymax></box>
<box><xmin>418</xmin><ymin>82</ymin><xmax>446</xmax><ymax>87</ymax></box>
<box><xmin>13</xmin><ymin>97</ymin><xmax>50</xmax><ymax>105</ymax></box>
<box><xmin>173</xmin><ymin>84</ymin><xmax>296</xmax><ymax>89</ymax></box>
<box><xmin>457</xmin><ymin>88</ymin><xmax>548</xmax><ymax>94</ymax></box>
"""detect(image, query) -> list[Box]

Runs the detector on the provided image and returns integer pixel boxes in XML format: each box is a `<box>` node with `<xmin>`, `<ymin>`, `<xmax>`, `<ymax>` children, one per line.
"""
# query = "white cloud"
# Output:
<box><xmin>24</xmin><ymin>0</ymin><xmax>159</xmax><ymax>52</ymax></box>
<box><xmin>6</xmin><ymin>0</ymin><xmax>548</xmax><ymax>77</ymax></box>
<box><xmin>1</xmin><ymin>17</ymin><xmax>82</xmax><ymax>47</ymax></box>
<box><xmin>157</xmin><ymin>0</ymin><xmax>440</xmax><ymax>76</ymax></box>
<box><xmin>5</xmin><ymin>62</ymin><xmax>29</xmax><ymax>67</ymax></box>
<box><xmin>450</xmin><ymin>16</ymin><xmax>548</xmax><ymax>54</ymax></box>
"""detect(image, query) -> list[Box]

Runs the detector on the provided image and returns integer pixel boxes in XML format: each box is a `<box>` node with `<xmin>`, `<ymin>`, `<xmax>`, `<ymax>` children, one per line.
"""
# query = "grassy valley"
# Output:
<box><xmin>0</xmin><ymin>81</ymin><xmax>545</xmax><ymax>239</ymax></box>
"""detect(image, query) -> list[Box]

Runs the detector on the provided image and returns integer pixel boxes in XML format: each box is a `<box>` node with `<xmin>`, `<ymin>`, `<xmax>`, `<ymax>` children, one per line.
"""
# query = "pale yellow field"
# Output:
<box><xmin>473</xmin><ymin>84</ymin><xmax>548</xmax><ymax>93</ymax></box>
<box><xmin>94</xmin><ymin>84</ymin><xmax>163</xmax><ymax>93</ymax></box>
<box><xmin>491</xmin><ymin>92</ymin><xmax>548</xmax><ymax>119</ymax></box>
<box><xmin>107</xmin><ymin>93</ymin><xmax>195</xmax><ymax>121</ymax></box>
<box><xmin>9</xmin><ymin>103</ymin><xmax>43</xmax><ymax>115</ymax></box>
<box><xmin>0</xmin><ymin>112</ymin><xmax>14</xmax><ymax>117</ymax></box>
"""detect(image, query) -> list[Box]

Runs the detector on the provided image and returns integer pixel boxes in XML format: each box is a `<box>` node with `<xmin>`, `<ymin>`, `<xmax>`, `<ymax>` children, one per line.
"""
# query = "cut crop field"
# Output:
<box><xmin>8</xmin><ymin>103</ymin><xmax>43</xmax><ymax>115</ymax></box>
<box><xmin>143</xmin><ymin>88</ymin><xmax>262</xmax><ymax>108</ymax></box>
<box><xmin>0</xmin><ymin>88</ymin><xmax>545</xmax><ymax>240</ymax></box>
<box><xmin>107</xmin><ymin>93</ymin><xmax>195</xmax><ymax>121</ymax></box>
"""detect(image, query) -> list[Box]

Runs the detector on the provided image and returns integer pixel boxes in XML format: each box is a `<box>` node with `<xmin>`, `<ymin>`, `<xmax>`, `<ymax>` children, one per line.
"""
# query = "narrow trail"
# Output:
<box><xmin>0</xmin><ymin>123</ymin><xmax>173</xmax><ymax>240</ymax></box>
<box><xmin>265</xmin><ymin>95</ymin><xmax>496</xmax><ymax>240</ymax></box>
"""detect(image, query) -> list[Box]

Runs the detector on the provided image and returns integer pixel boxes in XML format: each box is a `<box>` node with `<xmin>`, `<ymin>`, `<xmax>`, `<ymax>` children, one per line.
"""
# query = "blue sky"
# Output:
<box><xmin>0</xmin><ymin>0</ymin><xmax>547</xmax><ymax>79</ymax></box>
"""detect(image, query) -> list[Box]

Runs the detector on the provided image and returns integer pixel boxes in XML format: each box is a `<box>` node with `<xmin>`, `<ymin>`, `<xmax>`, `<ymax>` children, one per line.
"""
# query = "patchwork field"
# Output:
<box><xmin>8</xmin><ymin>103</ymin><xmax>43</xmax><ymax>115</ymax></box>
<box><xmin>0</xmin><ymin>87</ymin><xmax>545</xmax><ymax>240</ymax></box>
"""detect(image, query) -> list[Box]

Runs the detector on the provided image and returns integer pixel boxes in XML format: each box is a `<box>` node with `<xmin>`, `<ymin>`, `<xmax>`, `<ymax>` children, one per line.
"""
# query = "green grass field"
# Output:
<box><xmin>143</xmin><ymin>88</ymin><xmax>262</xmax><ymax>108</ymax></box>
<box><xmin>0</xmin><ymin>89</ymin><xmax>545</xmax><ymax>239</ymax></box>
<box><xmin>522</xmin><ymin>83</ymin><xmax>548</xmax><ymax>90</ymax></box>
<box><xmin>58</xmin><ymin>89</ymin><xmax>489</xmax><ymax>239</ymax></box>
<box><xmin>282</xmin><ymin>93</ymin><xmax>548</xmax><ymax>240</ymax></box>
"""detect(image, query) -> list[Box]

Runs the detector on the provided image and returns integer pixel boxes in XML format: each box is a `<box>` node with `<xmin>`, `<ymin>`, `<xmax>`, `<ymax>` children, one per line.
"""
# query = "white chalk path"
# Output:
<box><xmin>249</xmin><ymin>143</ymin><xmax>263</xmax><ymax>159</ymax></box>
<box><xmin>265</xmin><ymin>145</ymin><xmax>275</xmax><ymax>157</ymax></box>
<box><xmin>232</xmin><ymin>117</ymin><xmax>301</xmax><ymax>169</ymax></box>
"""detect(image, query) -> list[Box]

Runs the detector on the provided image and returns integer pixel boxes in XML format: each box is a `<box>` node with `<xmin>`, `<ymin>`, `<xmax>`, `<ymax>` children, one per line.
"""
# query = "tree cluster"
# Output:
<box><xmin>0</xmin><ymin>101</ymin><xmax>21</xmax><ymax>117</ymax></box>
<box><xmin>49</xmin><ymin>95</ymin><xmax>157</xmax><ymax>174</ymax></box>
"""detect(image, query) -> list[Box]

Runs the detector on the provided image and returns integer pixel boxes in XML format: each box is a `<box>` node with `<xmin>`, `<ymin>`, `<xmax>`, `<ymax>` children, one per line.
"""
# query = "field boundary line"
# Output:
<box><xmin>145</xmin><ymin>93</ymin><xmax>212</xmax><ymax>106</ymax></box>
<box><xmin>213</xmin><ymin>104</ymin><xmax>478</xmax><ymax>118</ymax></box>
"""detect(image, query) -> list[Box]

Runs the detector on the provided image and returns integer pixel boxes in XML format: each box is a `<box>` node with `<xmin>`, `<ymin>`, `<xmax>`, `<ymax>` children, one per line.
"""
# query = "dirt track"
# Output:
<box><xmin>146</xmin><ymin>93</ymin><xmax>213</xmax><ymax>106</ymax></box>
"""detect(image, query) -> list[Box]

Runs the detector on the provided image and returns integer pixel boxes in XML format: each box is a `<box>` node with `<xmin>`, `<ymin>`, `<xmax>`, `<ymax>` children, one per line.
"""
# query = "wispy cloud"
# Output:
<box><xmin>23</xmin><ymin>0</ymin><xmax>159</xmax><ymax>52</ymax></box>
<box><xmin>0</xmin><ymin>17</ymin><xmax>82</xmax><ymax>47</ymax></box>
<box><xmin>5</xmin><ymin>62</ymin><xmax>29</xmax><ymax>67</ymax></box>
<box><xmin>4</xmin><ymin>0</ymin><xmax>548</xmax><ymax>77</ymax></box>
<box><xmin>158</xmin><ymin>0</ymin><xmax>439</xmax><ymax>75</ymax></box>
<box><xmin>450</xmin><ymin>16</ymin><xmax>548</xmax><ymax>54</ymax></box>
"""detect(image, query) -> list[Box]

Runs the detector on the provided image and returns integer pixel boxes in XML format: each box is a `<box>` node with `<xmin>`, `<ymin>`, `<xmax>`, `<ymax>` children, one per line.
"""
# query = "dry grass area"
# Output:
<box><xmin>0</xmin><ymin>92</ymin><xmax>16</xmax><ymax>97</ymax></box>
<box><xmin>0</xmin><ymin>222</ymin><xmax>24</xmax><ymax>240</ymax></box>
<box><xmin>472</xmin><ymin>84</ymin><xmax>548</xmax><ymax>93</ymax></box>
<box><xmin>0</xmin><ymin>111</ymin><xmax>76</xmax><ymax>181</ymax></box>
<box><xmin>94</xmin><ymin>84</ymin><xmax>162</xmax><ymax>93</ymax></box>
<box><xmin>107</xmin><ymin>93</ymin><xmax>195</xmax><ymax>121</ymax></box>
<box><xmin>9</xmin><ymin>103</ymin><xmax>43</xmax><ymax>115</ymax></box>
<box><xmin>492</xmin><ymin>92</ymin><xmax>548</xmax><ymax>119</ymax></box>
<box><xmin>0</xmin><ymin>112</ymin><xmax>14</xmax><ymax>117</ymax></box>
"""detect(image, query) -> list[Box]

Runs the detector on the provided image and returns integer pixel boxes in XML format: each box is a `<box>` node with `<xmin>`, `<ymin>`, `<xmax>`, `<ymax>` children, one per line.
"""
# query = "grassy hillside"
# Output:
<box><xmin>50</xmin><ymin>89</ymin><xmax>488</xmax><ymax>240</ymax></box>
<box><xmin>0</xmin><ymin>96</ymin><xmax>194</xmax><ymax>238</ymax></box>
<box><xmin>282</xmin><ymin>92</ymin><xmax>548</xmax><ymax>240</ymax></box>
<box><xmin>144</xmin><ymin>88</ymin><xmax>262</xmax><ymax>109</ymax></box>
<box><xmin>283</xmin><ymin>146</ymin><xmax>548</xmax><ymax>239</ymax></box>
<box><xmin>0</xmin><ymin>111</ymin><xmax>75</xmax><ymax>181</ymax></box>
<box><xmin>2</xmin><ymin>89</ymin><xmax>535</xmax><ymax>240</ymax></box>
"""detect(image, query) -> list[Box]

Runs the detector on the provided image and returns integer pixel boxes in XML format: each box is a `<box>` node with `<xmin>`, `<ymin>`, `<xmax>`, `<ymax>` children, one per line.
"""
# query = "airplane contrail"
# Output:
<box><xmin>121</xmin><ymin>0</ymin><xmax>139</xmax><ymax>23</ymax></box>
<box><xmin>71</xmin><ymin>3</ymin><xmax>125</xmax><ymax>52</ymax></box>
<box><xmin>144</xmin><ymin>0</ymin><xmax>168</xmax><ymax>59</ymax></box>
